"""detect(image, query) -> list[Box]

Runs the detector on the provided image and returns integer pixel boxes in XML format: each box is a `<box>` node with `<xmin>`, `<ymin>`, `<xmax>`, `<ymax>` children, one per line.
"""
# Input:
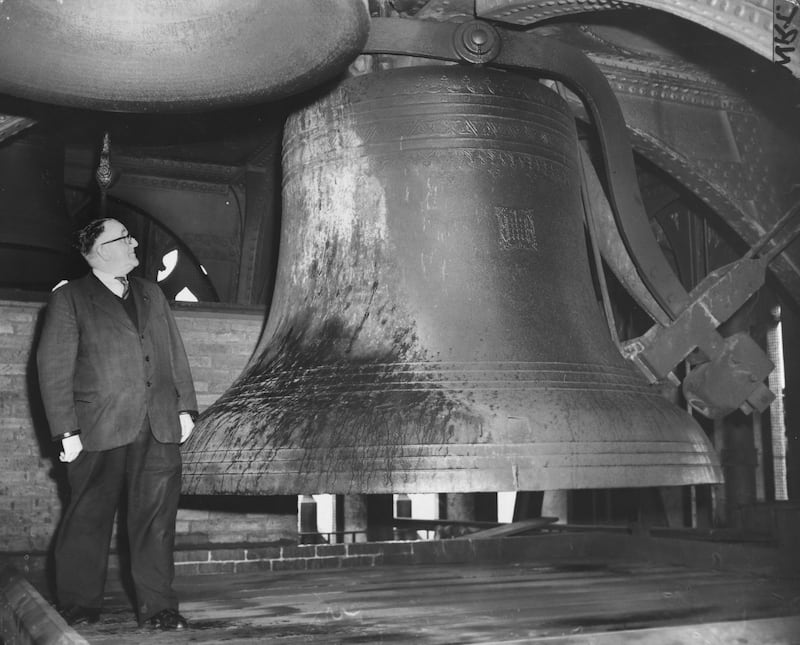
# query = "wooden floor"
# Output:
<box><xmin>55</xmin><ymin>557</ymin><xmax>800</xmax><ymax>644</ymax></box>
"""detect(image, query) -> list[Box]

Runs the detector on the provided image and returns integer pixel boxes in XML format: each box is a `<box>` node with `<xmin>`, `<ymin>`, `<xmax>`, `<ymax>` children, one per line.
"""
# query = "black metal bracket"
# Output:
<box><xmin>623</xmin><ymin>200</ymin><xmax>800</xmax><ymax>418</ymax></box>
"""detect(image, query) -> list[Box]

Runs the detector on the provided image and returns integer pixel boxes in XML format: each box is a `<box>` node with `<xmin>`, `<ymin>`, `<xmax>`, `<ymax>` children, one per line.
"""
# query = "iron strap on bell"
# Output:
<box><xmin>181</xmin><ymin>65</ymin><xmax>721</xmax><ymax>496</ymax></box>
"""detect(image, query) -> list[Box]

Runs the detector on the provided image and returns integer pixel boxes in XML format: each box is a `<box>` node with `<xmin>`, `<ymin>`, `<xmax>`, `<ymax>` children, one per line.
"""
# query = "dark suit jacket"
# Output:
<box><xmin>37</xmin><ymin>273</ymin><xmax>198</xmax><ymax>451</ymax></box>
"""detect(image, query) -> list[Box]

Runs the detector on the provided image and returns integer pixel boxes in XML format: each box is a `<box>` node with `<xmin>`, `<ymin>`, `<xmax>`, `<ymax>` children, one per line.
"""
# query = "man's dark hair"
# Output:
<box><xmin>74</xmin><ymin>218</ymin><xmax>111</xmax><ymax>256</ymax></box>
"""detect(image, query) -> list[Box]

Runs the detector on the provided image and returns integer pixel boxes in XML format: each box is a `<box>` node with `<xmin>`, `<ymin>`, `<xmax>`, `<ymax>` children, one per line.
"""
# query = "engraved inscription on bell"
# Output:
<box><xmin>495</xmin><ymin>207</ymin><xmax>538</xmax><ymax>251</ymax></box>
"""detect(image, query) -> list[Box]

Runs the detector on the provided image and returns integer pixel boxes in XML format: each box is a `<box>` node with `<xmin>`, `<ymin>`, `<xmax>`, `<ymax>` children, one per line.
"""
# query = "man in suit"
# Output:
<box><xmin>37</xmin><ymin>218</ymin><xmax>198</xmax><ymax>630</ymax></box>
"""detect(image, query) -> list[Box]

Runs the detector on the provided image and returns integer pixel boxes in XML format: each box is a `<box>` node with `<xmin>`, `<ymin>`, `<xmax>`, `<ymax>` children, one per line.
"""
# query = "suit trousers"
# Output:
<box><xmin>54</xmin><ymin>417</ymin><xmax>182</xmax><ymax>621</ymax></box>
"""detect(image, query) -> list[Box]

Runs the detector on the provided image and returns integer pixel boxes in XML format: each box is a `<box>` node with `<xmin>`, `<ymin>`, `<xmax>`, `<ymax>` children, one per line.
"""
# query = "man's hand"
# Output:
<box><xmin>60</xmin><ymin>434</ymin><xmax>83</xmax><ymax>463</ymax></box>
<box><xmin>179</xmin><ymin>412</ymin><xmax>195</xmax><ymax>444</ymax></box>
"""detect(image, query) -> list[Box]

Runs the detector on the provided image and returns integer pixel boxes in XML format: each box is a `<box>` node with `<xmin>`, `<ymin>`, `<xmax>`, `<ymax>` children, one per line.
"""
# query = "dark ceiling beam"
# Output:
<box><xmin>477</xmin><ymin>0</ymin><xmax>799</xmax><ymax>78</ymax></box>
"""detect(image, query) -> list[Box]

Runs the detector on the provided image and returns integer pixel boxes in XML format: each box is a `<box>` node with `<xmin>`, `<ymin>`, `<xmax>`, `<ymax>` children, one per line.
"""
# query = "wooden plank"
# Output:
<box><xmin>0</xmin><ymin>565</ymin><xmax>89</xmax><ymax>645</ymax></box>
<box><xmin>530</xmin><ymin>616</ymin><xmax>800</xmax><ymax>644</ymax></box>
<box><xmin>48</xmin><ymin>559</ymin><xmax>800</xmax><ymax>644</ymax></box>
<box><xmin>455</xmin><ymin>518</ymin><xmax>559</xmax><ymax>539</ymax></box>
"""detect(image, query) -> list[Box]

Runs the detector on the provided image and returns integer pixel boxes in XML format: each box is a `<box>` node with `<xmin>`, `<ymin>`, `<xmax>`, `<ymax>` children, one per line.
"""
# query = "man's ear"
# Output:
<box><xmin>89</xmin><ymin>245</ymin><xmax>105</xmax><ymax>263</ymax></box>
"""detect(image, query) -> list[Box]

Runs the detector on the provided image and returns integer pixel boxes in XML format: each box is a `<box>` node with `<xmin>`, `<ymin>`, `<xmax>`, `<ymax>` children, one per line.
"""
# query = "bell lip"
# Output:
<box><xmin>182</xmin><ymin>388</ymin><xmax>722</xmax><ymax>496</ymax></box>
<box><xmin>181</xmin><ymin>466</ymin><xmax>724</xmax><ymax>496</ymax></box>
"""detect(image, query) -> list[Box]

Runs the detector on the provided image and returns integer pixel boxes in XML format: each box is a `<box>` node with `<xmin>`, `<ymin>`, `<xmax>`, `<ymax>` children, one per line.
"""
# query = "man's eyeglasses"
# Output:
<box><xmin>100</xmin><ymin>233</ymin><xmax>134</xmax><ymax>246</ymax></box>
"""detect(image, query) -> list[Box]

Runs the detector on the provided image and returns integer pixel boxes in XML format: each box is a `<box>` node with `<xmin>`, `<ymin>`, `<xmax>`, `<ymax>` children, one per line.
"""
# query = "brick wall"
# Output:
<box><xmin>0</xmin><ymin>300</ymin><xmax>56</xmax><ymax>553</ymax></box>
<box><xmin>0</xmin><ymin>297</ymin><xmax>294</xmax><ymax>554</ymax></box>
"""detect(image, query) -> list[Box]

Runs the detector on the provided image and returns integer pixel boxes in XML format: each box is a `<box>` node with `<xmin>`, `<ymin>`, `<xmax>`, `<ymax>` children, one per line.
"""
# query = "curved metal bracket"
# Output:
<box><xmin>363</xmin><ymin>17</ymin><xmax>783</xmax><ymax>417</ymax></box>
<box><xmin>364</xmin><ymin>17</ymin><xmax>688</xmax><ymax>321</ymax></box>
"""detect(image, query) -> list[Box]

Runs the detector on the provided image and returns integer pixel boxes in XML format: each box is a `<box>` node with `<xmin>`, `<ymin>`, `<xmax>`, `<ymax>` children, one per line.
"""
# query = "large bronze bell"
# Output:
<box><xmin>181</xmin><ymin>65</ymin><xmax>722</xmax><ymax>495</ymax></box>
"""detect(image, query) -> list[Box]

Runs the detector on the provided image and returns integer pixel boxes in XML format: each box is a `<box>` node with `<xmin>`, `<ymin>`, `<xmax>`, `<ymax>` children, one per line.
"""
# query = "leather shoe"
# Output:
<box><xmin>58</xmin><ymin>605</ymin><xmax>101</xmax><ymax>626</ymax></box>
<box><xmin>148</xmin><ymin>608</ymin><xmax>188</xmax><ymax>630</ymax></box>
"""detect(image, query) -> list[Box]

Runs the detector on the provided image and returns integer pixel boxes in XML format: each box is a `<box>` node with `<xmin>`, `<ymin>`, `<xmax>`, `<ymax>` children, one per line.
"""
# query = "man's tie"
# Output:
<box><xmin>115</xmin><ymin>276</ymin><xmax>130</xmax><ymax>299</ymax></box>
